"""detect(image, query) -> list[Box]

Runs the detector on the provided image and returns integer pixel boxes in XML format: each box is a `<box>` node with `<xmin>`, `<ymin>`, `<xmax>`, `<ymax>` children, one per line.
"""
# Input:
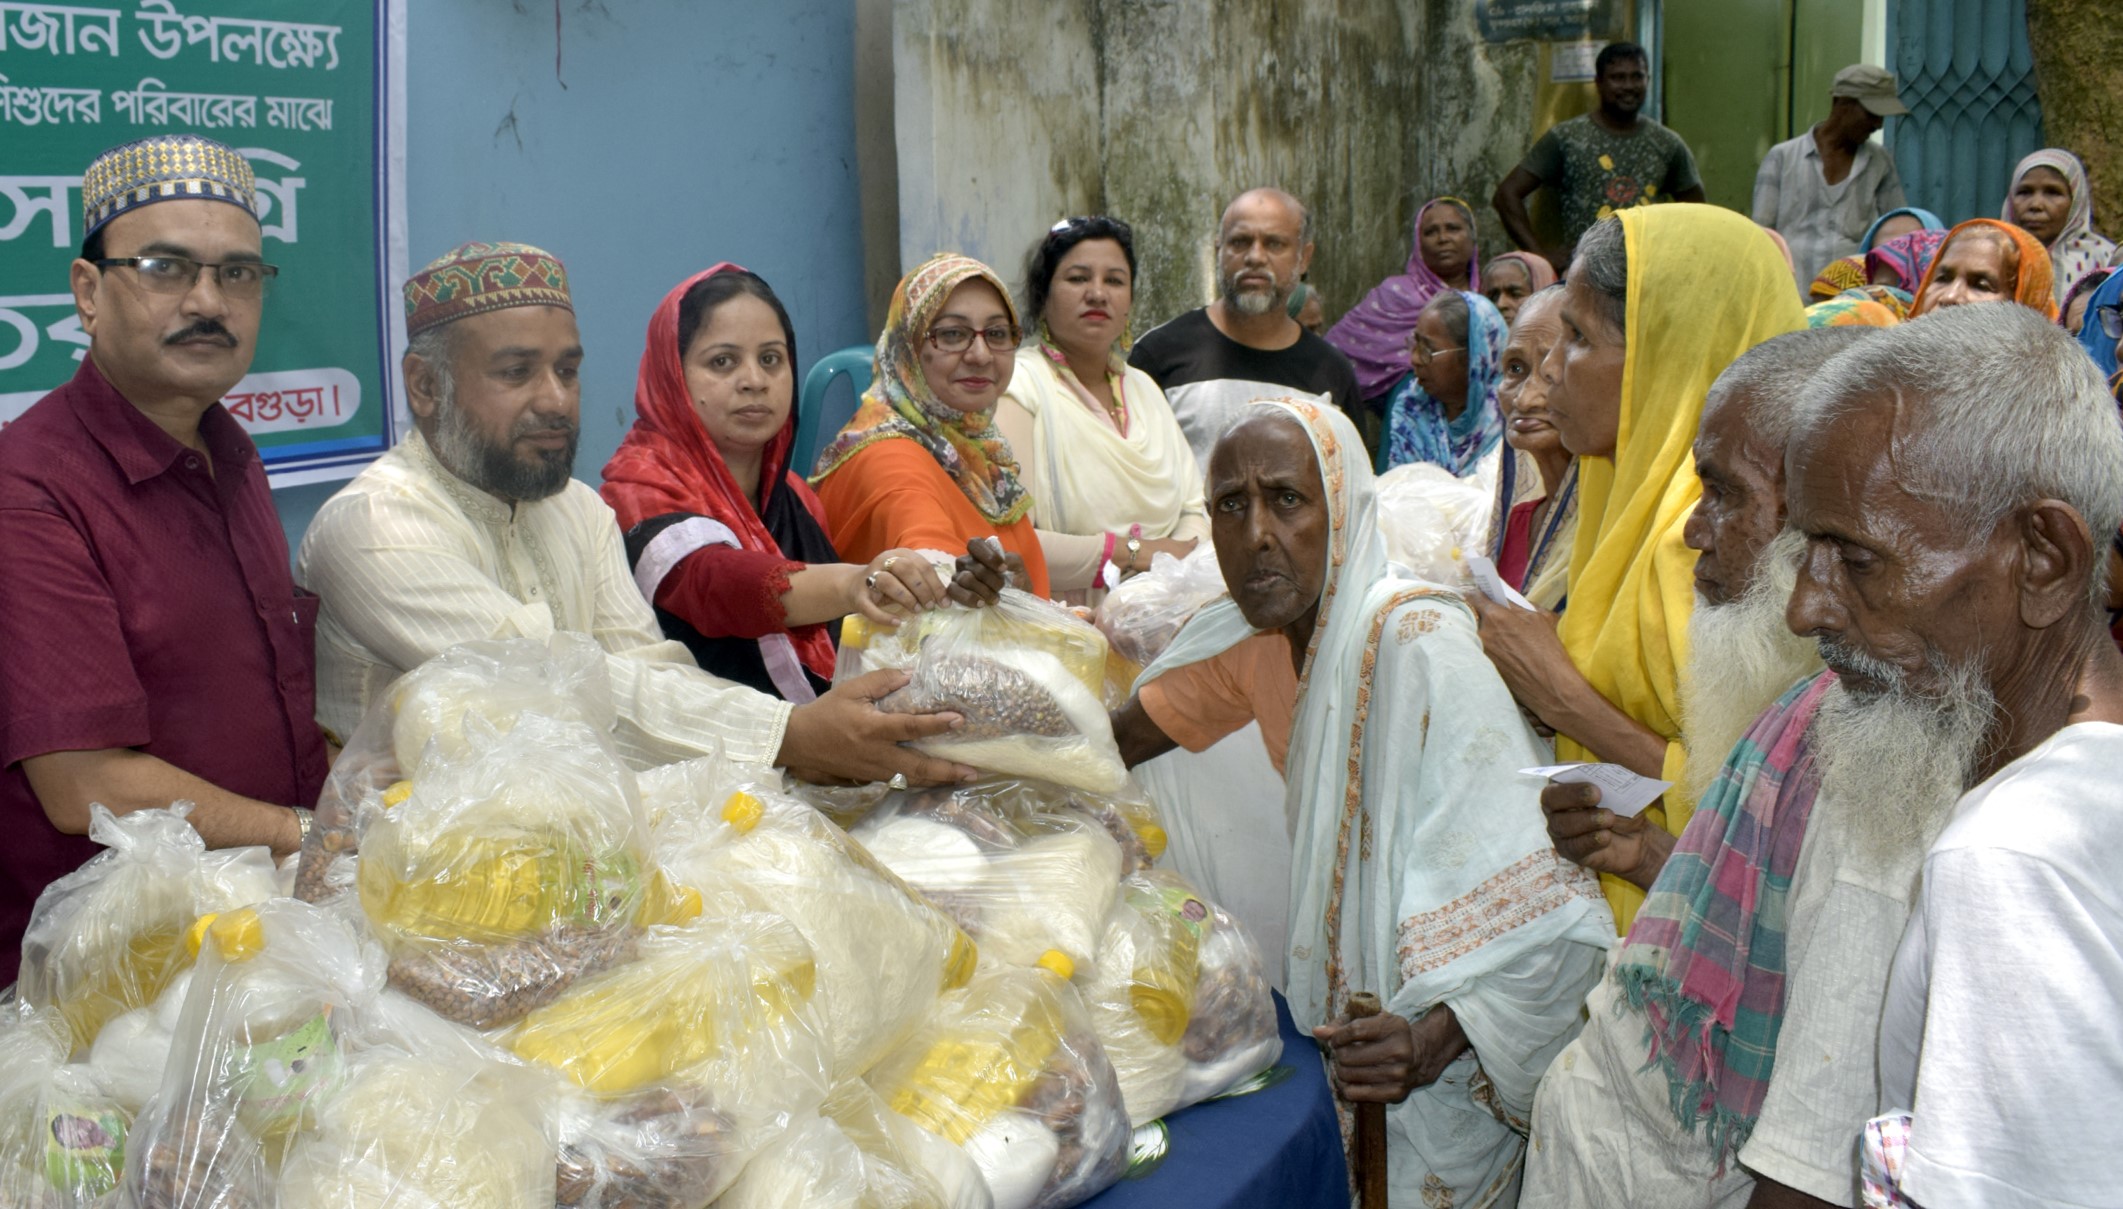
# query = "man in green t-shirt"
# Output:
<box><xmin>1493</xmin><ymin>43</ymin><xmax>1705</xmax><ymax>273</ymax></box>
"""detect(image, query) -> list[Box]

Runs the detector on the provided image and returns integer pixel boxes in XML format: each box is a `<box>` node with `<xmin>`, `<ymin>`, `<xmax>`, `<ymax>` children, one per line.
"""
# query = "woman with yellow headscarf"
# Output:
<box><xmin>1470</xmin><ymin>205</ymin><xmax>1806</xmax><ymax>930</ymax></box>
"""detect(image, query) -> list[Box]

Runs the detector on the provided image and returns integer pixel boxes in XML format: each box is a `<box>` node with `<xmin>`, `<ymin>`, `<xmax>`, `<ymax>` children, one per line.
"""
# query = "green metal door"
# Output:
<box><xmin>1888</xmin><ymin>0</ymin><xmax>2044</xmax><ymax>224</ymax></box>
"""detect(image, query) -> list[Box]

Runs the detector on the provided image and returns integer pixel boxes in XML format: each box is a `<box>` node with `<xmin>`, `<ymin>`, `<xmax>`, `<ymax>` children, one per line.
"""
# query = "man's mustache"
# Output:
<box><xmin>164</xmin><ymin>320</ymin><xmax>238</xmax><ymax>348</ymax></box>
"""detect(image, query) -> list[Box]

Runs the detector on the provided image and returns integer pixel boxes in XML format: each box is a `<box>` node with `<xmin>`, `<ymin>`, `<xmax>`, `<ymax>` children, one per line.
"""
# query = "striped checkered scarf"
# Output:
<box><xmin>1613</xmin><ymin>670</ymin><xmax>1834</xmax><ymax>1166</ymax></box>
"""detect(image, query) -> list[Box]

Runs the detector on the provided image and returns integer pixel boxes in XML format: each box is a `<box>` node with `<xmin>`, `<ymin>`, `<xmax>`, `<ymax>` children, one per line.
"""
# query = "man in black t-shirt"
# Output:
<box><xmin>1131</xmin><ymin>188</ymin><xmax>1362</xmax><ymax>472</ymax></box>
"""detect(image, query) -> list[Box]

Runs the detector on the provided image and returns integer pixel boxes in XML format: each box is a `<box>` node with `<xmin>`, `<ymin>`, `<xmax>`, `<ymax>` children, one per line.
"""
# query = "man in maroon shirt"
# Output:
<box><xmin>0</xmin><ymin>134</ymin><xmax>328</xmax><ymax>982</ymax></box>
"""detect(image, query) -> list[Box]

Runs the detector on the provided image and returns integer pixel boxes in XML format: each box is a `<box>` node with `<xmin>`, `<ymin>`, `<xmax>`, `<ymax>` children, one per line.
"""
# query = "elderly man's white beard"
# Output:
<box><xmin>1808</xmin><ymin>643</ymin><xmax>1995</xmax><ymax>866</ymax></box>
<box><xmin>1681</xmin><ymin>528</ymin><xmax>1822</xmax><ymax>799</ymax></box>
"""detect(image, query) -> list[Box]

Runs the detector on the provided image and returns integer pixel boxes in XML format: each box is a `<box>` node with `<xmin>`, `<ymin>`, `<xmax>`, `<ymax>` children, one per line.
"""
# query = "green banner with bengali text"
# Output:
<box><xmin>1</xmin><ymin>0</ymin><xmax>406</xmax><ymax>486</ymax></box>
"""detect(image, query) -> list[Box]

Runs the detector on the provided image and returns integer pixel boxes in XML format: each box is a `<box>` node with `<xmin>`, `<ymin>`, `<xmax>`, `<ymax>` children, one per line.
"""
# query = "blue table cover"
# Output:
<box><xmin>1080</xmin><ymin>991</ymin><xmax>1348</xmax><ymax>1209</ymax></box>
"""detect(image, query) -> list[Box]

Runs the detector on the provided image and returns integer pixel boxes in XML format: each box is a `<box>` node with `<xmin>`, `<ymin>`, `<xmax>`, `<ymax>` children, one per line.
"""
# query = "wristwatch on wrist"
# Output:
<box><xmin>1125</xmin><ymin>536</ymin><xmax>1143</xmax><ymax>571</ymax></box>
<box><xmin>290</xmin><ymin>806</ymin><xmax>315</xmax><ymax>846</ymax></box>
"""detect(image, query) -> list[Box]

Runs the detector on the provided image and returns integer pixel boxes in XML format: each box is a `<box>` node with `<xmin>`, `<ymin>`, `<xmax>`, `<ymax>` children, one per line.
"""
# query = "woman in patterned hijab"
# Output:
<box><xmin>813</xmin><ymin>253</ymin><xmax>1050</xmax><ymax>596</ymax></box>
<box><xmin>1379</xmin><ymin>290</ymin><xmax>1509</xmax><ymax>476</ymax></box>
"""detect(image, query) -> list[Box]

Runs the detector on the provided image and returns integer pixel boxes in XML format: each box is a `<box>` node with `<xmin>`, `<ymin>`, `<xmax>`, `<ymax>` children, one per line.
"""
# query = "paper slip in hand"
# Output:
<box><xmin>1466</xmin><ymin>553</ymin><xmax>1537</xmax><ymax>611</ymax></box>
<box><xmin>1519</xmin><ymin>762</ymin><xmax>1673</xmax><ymax>818</ymax></box>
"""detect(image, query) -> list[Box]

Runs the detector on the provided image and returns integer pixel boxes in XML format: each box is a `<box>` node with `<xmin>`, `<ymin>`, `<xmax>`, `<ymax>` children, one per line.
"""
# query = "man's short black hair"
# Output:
<box><xmin>1595</xmin><ymin>42</ymin><xmax>1649</xmax><ymax>78</ymax></box>
<box><xmin>80</xmin><ymin>229</ymin><xmax>104</xmax><ymax>263</ymax></box>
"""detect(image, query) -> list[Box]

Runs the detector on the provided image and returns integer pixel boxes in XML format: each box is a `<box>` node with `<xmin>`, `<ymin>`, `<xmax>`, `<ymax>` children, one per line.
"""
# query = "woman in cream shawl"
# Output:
<box><xmin>1132</xmin><ymin>398</ymin><xmax>1613</xmax><ymax>1206</ymax></box>
<box><xmin>997</xmin><ymin>216</ymin><xmax>1209</xmax><ymax>605</ymax></box>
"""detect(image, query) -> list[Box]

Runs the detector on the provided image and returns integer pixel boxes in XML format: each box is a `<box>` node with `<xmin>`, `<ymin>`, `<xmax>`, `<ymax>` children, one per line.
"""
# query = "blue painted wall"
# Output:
<box><xmin>274</xmin><ymin>0</ymin><xmax>871</xmax><ymax>555</ymax></box>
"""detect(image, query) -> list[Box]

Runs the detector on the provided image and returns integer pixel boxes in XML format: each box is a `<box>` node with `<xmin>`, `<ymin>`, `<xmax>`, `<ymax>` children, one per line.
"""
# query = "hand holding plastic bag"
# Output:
<box><xmin>837</xmin><ymin>592</ymin><xmax>1129</xmax><ymax>795</ymax></box>
<box><xmin>1093</xmin><ymin>544</ymin><xmax>1227</xmax><ymax>675</ymax></box>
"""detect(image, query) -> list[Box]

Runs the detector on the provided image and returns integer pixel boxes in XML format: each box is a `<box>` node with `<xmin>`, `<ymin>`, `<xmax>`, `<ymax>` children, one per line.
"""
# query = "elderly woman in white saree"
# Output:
<box><xmin>1112</xmin><ymin>397</ymin><xmax>1614</xmax><ymax>1205</ymax></box>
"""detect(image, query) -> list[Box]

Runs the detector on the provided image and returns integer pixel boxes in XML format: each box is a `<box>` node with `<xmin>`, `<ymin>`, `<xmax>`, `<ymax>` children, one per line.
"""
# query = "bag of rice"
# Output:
<box><xmin>837</xmin><ymin>591</ymin><xmax>1128</xmax><ymax>795</ymax></box>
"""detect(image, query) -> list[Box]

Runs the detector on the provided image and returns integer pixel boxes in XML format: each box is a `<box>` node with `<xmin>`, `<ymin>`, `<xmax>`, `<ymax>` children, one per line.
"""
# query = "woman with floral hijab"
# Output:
<box><xmin>1380</xmin><ymin>290</ymin><xmax>1509</xmax><ymax>477</ymax></box>
<box><xmin>814</xmin><ymin>253</ymin><xmax>1049</xmax><ymax>597</ymax></box>
<box><xmin>1115</xmin><ymin>397</ymin><xmax>1612</xmax><ymax>1207</ymax></box>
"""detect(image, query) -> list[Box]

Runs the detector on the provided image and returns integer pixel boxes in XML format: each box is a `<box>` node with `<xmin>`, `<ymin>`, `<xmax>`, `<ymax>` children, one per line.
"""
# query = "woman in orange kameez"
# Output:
<box><xmin>814</xmin><ymin>253</ymin><xmax>1051</xmax><ymax>598</ymax></box>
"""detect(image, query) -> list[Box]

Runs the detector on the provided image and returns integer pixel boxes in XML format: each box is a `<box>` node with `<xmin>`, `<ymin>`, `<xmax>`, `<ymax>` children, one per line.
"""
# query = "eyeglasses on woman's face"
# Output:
<box><xmin>1408</xmin><ymin>335</ymin><xmax>1464</xmax><ymax>365</ymax></box>
<box><xmin>2096</xmin><ymin>302</ymin><xmax>2123</xmax><ymax>342</ymax></box>
<box><xmin>924</xmin><ymin>323</ymin><xmax>1022</xmax><ymax>353</ymax></box>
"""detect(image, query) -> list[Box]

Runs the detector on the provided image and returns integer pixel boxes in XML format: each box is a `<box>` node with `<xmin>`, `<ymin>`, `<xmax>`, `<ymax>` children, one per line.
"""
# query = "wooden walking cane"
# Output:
<box><xmin>1346</xmin><ymin>991</ymin><xmax>1389</xmax><ymax>1209</ymax></box>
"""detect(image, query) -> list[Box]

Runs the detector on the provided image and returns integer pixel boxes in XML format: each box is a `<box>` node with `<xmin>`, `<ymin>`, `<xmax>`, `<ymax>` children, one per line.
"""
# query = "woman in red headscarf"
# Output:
<box><xmin>601</xmin><ymin>265</ymin><xmax>948</xmax><ymax>702</ymax></box>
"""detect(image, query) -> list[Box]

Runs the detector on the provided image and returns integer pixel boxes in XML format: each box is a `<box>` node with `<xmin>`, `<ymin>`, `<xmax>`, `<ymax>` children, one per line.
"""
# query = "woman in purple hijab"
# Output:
<box><xmin>1327</xmin><ymin>197</ymin><xmax>1481</xmax><ymax>406</ymax></box>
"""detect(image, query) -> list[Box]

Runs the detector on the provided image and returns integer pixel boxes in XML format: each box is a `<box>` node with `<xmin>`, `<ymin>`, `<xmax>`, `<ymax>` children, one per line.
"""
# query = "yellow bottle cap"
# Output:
<box><xmin>665</xmin><ymin>884</ymin><xmax>704</xmax><ymax>925</ymax></box>
<box><xmin>184</xmin><ymin>912</ymin><xmax>220</xmax><ymax>959</ymax></box>
<box><xmin>721</xmin><ymin>791</ymin><xmax>765</xmax><ymax>834</ymax></box>
<box><xmin>1138</xmin><ymin>823</ymin><xmax>1168</xmax><ymax>859</ymax></box>
<box><xmin>208</xmin><ymin>908</ymin><xmax>266</xmax><ymax>963</ymax></box>
<box><xmin>1036</xmin><ymin>949</ymin><xmax>1074</xmax><ymax>980</ymax></box>
<box><xmin>382</xmin><ymin>780</ymin><xmax>413</xmax><ymax>808</ymax></box>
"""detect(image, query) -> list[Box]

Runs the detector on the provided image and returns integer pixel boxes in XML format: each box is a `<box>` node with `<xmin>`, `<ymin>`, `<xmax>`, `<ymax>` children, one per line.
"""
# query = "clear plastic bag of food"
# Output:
<box><xmin>121</xmin><ymin>899</ymin><xmax>386</xmax><ymax>1209</ymax></box>
<box><xmin>651</xmin><ymin>768</ymin><xmax>977</xmax><ymax>1080</ymax></box>
<box><xmin>836</xmin><ymin>591</ymin><xmax>1128</xmax><ymax>795</ymax></box>
<box><xmin>274</xmin><ymin>1046</ymin><xmax>557</xmax><ymax>1208</ymax></box>
<box><xmin>1078</xmin><ymin>870</ymin><xmax>1280</xmax><ymax>1125</ymax></box>
<box><xmin>719</xmin><ymin>1079</ymin><xmax>990</xmax><ymax>1209</ymax></box>
<box><xmin>295</xmin><ymin>634</ymin><xmax>618</xmax><ymax>907</ymax></box>
<box><xmin>0</xmin><ymin>1002</ymin><xmax>133</xmax><ymax>1209</ymax></box>
<box><xmin>1374</xmin><ymin>460</ymin><xmax>1494</xmax><ymax>589</ymax></box>
<box><xmin>850</xmin><ymin>780</ymin><xmax>1133</xmax><ymax>971</ymax></box>
<box><xmin>18</xmin><ymin>805</ymin><xmax>278</xmax><ymax>1055</ymax></box>
<box><xmin>1093</xmin><ymin>544</ymin><xmax>1227</xmax><ymax>679</ymax></box>
<box><xmin>352</xmin><ymin>712</ymin><xmax>674</xmax><ymax>1029</ymax></box>
<box><xmin>507</xmin><ymin>912</ymin><xmax>832</xmax><ymax>1208</ymax></box>
<box><xmin>867</xmin><ymin>955</ymin><xmax>1129</xmax><ymax>1209</ymax></box>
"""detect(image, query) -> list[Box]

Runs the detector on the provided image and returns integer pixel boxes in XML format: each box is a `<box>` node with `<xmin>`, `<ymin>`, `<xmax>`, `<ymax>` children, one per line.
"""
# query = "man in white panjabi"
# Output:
<box><xmin>299</xmin><ymin>241</ymin><xmax>975</xmax><ymax>785</ymax></box>
<box><xmin>1773</xmin><ymin>305</ymin><xmax>2123</xmax><ymax>1209</ymax></box>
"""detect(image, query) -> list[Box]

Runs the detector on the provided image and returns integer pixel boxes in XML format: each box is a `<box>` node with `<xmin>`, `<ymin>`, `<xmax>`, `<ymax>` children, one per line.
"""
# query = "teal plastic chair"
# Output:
<box><xmin>794</xmin><ymin>345</ymin><xmax>875</xmax><ymax>476</ymax></box>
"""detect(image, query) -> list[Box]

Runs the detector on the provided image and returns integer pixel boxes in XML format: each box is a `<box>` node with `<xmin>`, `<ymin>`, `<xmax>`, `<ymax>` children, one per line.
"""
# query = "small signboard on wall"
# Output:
<box><xmin>1475</xmin><ymin>0</ymin><xmax>1623</xmax><ymax>44</ymax></box>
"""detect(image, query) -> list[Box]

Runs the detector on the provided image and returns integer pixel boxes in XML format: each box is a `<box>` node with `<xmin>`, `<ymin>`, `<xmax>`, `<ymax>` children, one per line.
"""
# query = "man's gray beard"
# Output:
<box><xmin>1681</xmin><ymin>528</ymin><xmax>1822</xmax><ymax>799</ymax></box>
<box><xmin>431</xmin><ymin>398</ymin><xmax>576</xmax><ymax>502</ymax></box>
<box><xmin>1218</xmin><ymin>264</ymin><xmax>1287</xmax><ymax>318</ymax></box>
<box><xmin>1807</xmin><ymin>643</ymin><xmax>1996</xmax><ymax>869</ymax></box>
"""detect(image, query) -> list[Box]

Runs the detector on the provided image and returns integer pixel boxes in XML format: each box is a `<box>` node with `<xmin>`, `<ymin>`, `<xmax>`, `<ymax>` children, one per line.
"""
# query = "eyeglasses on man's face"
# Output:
<box><xmin>95</xmin><ymin>255</ymin><xmax>279</xmax><ymax>300</ymax></box>
<box><xmin>925</xmin><ymin>323</ymin><xmax>1021</xmax><ymax>353</ymax></box>
<box><xmin>2096</xmin><ymin>302</ymin><xmax>2122</xmax><ymax>342</ymax></box>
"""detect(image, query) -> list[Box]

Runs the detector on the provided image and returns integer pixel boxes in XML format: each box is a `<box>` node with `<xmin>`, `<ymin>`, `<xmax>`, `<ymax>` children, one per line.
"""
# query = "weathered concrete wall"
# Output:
<box><xmin>887</xmin><ymin>0</ymin><xmax>1546</xmax><ymax>333</ymax></box>
<box><xmin>2027</xmin><ymin>0</ymin><xmax>2123</xmax><ymax>239</ymax></box>
<box><xmin>893</xmin><ymin>0</ymin><xmax>1104</xmax><ymax>303</ymax></box>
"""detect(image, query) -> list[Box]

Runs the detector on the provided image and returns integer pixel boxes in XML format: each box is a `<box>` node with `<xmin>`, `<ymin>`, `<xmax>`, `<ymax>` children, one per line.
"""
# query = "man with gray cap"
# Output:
<box><xmin>1751</xmin><ymin>64</ymin><xmax>1911</xmax><ymax>292</ymax></box>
